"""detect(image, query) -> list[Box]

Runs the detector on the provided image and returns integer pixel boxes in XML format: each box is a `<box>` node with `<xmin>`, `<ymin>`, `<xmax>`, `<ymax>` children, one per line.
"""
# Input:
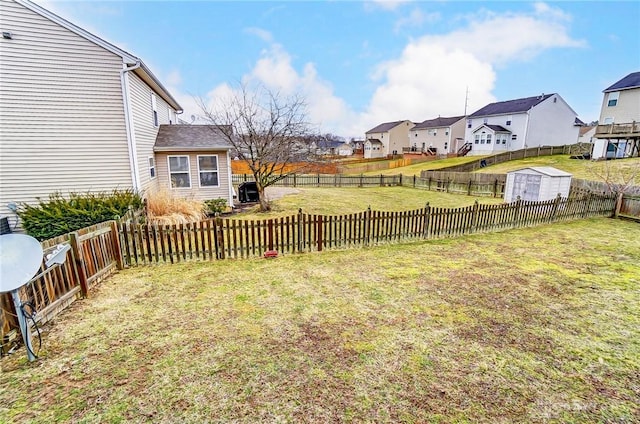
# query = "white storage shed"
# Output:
<box><xmin>504</xmin><ymin>167</ymin><xmax>572</xmax><ymax>203</ymax></box>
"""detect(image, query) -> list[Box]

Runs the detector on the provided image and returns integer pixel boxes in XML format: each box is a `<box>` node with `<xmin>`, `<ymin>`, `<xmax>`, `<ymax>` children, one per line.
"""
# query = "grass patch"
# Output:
<box><xmin>1</xmin><ymin>218</ymin><xmax>639</xmax><ymax>422</ymax></box>
<box><xmin>475</xmin><ymin>155</ymin><xmax>640</xmax><ymax>180</ymax></box>
<box><xmin>349</xmin><ymin>156</ymin><xmax>489</xmax><ymax>176</ymax></box>
<box><xmin>239</xmin><ymin>186</ymin><xmax>503</xmax><ymax>219</ymax></box>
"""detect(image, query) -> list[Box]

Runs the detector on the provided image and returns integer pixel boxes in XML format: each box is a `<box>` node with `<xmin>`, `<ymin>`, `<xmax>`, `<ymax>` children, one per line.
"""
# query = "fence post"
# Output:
<box><xmin>360</xmin><ymin>174</ymin><xmax>364</xmax><ymax>187</ymax></box>
<box><xmin>467</xmin><ymin>179</ymin><xmax>472</xmax><ymax>196</ymax></box>
<box><xmin>422</xmin><ymin>203</ymin><xmax>431</xmax><ymax>239</ymax></box>
<box><xmin>268</xmin><ymin>219</ymin><xmax>274</xmax><ymax>251</ymax></box>
<box><xmin>552</xmin><ymin>193</ymin><xmax>562</xmax><ymax>221</ymax></box>
<box><xmin>365</xmin><ymin>206</ymin><xmax>372</xmax><ymax>246</ymax></box>
<box><xmin>380</xmin><ymin>174</ymin><xmax>384</xmax><ymax>187</ymax></box>
<box><xmin>69</xmin><ymin>232</ymin><xmax>89</xmax><ymax>297</ymax></box>
<box><xmin>294</xmin><ymin>173</ymin><xmax>297</xmax><ymax>188</ymax></box>
<box><xmin>215</xmin><ymin>217</ymin><xmax>225</xmax><ymax>259</ymax></box>
<box><xmin>109</xmin><ymin>221</ymin><xmax>124</xmax><ymax>270</ymax></box>
<box><xmin>413</xmin><ymin>175</ymin><xmax>416</xmax><ymax>188</ymax></box>
<box><xmin>399</xmin><ymin>174</ymin><xmax>403</xmax><ymax>186</ymax></box>
<box><xmin>471</xmin><ymin>200</ymin><xmax>480</xmax><ymax>233</ymax></box>
<box><xmin>428</xmin><ymin>176</ymin><xmax>432</xmax><ymax>191</ymax></box>
<box><xmin>514</xmin><ymin>197</ymin><xmax>522</xmax><ymax>228</ymax></box>
<box><xmin>297</xmin><ymin>208</ymin><xmax>303</xmax><ymax>252</ymax></box>
<box><xmin>317</xmin><ymin>215</ymin><xmax>323</xmax><ymax>252</ymax></box>
<box><xmin>493</xmin><ymin>179</ymin><xmax>499</xmax><ymax>198</ymax></box>
<box><xmin>614</xmin><ymin>192</ymin><xmax>623</xmax><ymax>218</ymax></box>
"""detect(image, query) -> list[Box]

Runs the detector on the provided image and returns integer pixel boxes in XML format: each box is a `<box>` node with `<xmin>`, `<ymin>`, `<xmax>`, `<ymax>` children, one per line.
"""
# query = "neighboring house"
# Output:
<box><xmin>364</xmin><ymin>120</ymin><xmax>414</xmax><ymax>158</ymax></box>
<box><xmin>153</xmin><ymin>125</ymin><xmax>234</xmax><ymax>202</ymax></box>
<box><xmin>363</xmin><ymin>139</ymin><xmax>385</xmax><ymax>159</ymax></box>
<box><xmin>578</xmin><ymin>125</ymin><xmax>597</xmax><ymax>144</ymax></box>
<box><xmin>464</xmin><ymin>94</ymin><xmax>580</xmax><ymax>156</ymax></box>
<box><xmin>592</xmin><ymin>72</ymin><xmax>640</xmax><ymax>160</ymax></box>
<box><xmin>0</xmin><ymin>0</ymin><xmax>234</xmax><ymax>228</ymax></box>
<box><xmin>409</xmin><ymin>116</ymin><xmax>466</xmax><ymax>155</ymax></box>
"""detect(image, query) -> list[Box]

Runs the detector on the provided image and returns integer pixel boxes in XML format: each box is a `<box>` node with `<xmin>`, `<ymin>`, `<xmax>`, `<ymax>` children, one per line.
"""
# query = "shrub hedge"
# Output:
<box><xmin>18</xmin><ymin>190</ymin><xmax>143</xmax><ymax>241</ymax></box>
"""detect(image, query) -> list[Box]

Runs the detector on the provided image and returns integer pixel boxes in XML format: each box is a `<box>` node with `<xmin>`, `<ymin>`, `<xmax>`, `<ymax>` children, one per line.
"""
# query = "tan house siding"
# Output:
<box><xmin>127</xmin><ymin>72</ymin><xmax>178</xmax><ymax>195</ymax></box>
<box><xmin>0</xmin><ymin>0</ymin><xmax>132</xmax><ymax>223</ymax></box>
<box><xmin>155</xmin><ymin>151</ymin><xmax>233</xmax><ymax>204</ymax></box>
<box><xmin>598</xmin><ymin>88</ymin><xmax>640</xmax><ymax>124</ymax></box>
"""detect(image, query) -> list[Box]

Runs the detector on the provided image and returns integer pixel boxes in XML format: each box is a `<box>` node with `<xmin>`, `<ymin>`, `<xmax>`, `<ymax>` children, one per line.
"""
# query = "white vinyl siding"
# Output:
<box><xmin>128</xmin><ymin>72</ymin><xmax>175</xmax><ymax>194</ymax></box>
<box><xmin>598</xmin><ymin>88</ymin><xmax>640</xmax><ymax>124</ymax></box>
<box><xmin>0</xmin><ymin>0</ymin><xmax>131</xmax><ymax>225</ymax></box>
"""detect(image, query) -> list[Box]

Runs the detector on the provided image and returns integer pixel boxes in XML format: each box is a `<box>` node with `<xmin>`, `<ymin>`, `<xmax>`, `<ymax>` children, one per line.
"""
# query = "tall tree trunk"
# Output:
<box><xmin>258</xmin><ymin>186</ymin><xmax>270</xmax><ymax>212</ymax></box>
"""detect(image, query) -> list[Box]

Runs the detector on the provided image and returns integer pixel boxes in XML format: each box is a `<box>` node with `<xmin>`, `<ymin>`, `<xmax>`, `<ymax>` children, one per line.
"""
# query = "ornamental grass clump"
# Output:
<box><xmin>145</xmin><ymin>191</ymin><xmax>206</xmax><ymax>225</ymax></box>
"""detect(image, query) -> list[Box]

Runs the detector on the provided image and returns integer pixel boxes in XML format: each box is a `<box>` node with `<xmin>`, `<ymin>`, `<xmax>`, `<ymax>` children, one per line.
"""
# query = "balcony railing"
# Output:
<box><xmin>595</xmin><ymin>121</ymin><xmax>640</xmax><ymax>137</ymax></box>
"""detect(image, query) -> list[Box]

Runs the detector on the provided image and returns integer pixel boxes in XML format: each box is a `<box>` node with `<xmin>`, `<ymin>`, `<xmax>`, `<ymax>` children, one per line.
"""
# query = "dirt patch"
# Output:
<box><xmin>263</xmin><ymin>186</ymin><xmax>301</xmax><ymax>201</ymax></box>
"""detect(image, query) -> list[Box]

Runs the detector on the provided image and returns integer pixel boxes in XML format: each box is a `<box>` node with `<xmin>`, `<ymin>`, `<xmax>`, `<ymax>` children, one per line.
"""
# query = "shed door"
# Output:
<box><xmin>512</xmin><ymin>174</ymin><xmax>542</xmax><ymax>201</ymax></box>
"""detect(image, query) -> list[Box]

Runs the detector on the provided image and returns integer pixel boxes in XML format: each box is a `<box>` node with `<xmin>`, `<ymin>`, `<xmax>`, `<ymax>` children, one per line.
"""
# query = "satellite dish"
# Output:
<box><xmin>0</xmin><ymin>234</ymin><xmax>43</xmax><ymax>293</ymax></box>
<box><xmin>0</xmin><ymin>234</ymin><xmax>44</xmax><ymax>362</ymax></box>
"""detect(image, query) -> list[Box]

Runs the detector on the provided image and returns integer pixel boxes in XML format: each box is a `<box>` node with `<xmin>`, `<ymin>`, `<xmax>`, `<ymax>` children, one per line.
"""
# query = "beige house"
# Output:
<box><xmin>409</xmin><ymin>116</ymin><xmax>466</xmax><ymax>156</ymax></box>
<box><xmin>0</xmin><ymin>0</ymin><xmax>234</xmax><ymax>228</ymax></box>
<box><xmin>364</xmin><ymin>120</ymin><xmax>413</xmax><ymax>158</ymax></box>
<box><xmin>592</xmin><ymin>72</ymin><xmax>640</xmax><ymax>160</ymax></box>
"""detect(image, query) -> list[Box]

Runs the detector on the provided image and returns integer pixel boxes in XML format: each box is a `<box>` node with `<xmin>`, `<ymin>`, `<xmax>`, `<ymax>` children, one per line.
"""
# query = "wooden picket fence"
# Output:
<box><xmin>0</xmin><ymin>221</ymin><xmax>122</xmax><ymax>345</ymax></box>
<box><xmin>119</xmin><ymin>193</ymin><xmax>616</xmax><ymax>265</ymax></box>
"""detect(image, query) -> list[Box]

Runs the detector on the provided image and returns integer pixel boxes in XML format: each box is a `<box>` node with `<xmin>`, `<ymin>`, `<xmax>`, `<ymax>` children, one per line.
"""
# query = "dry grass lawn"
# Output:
<box><xmin>1</xmin><ymin>218</ymin><xmax>639</xmax><ymax>423</ymax></box>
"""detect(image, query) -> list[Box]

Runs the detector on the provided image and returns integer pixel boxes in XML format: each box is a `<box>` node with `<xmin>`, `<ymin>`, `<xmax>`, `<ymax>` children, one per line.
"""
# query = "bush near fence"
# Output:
<box><xmin>4</xmin><ymin>184</ymin><xmax>637</xmax><ymax>344</ymax></box>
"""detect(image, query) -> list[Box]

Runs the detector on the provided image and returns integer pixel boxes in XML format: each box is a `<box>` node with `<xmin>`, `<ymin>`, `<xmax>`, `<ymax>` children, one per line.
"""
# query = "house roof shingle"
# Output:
<box><xmin>485</xmin><ymin>124</ymin><xmax>510</xmax><ymax>132</ymax></box>
<box><xmin>412</xmin><ymin>116</ymin><xmax>465</xmax><ymax>130</ymax></box>
<box><xmin>366</xmin><ymin>120</ymin><xmax>411</xmax><ymax>134</ymax></box>
<box><xmin>603</xmin><ymin>71</ymin><xmax>640</xmax><ymax>92</ymax></box>
<box><xmin>154</xmin><ymin>125</ymin><xmax>232</xmax><ymax>151</ymax></box>
<box><xmin>469</xmin><ymin>94</ymin><xmax>555</xmax><ymax>118</ymax></box>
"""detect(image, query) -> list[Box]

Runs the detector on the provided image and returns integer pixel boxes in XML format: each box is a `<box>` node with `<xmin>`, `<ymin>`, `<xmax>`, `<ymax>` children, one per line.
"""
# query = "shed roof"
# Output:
<box><xmin>366</xmin><ymin>120</ymin><xmax>411</xmax><ymax>134</ymax></box>
<box><xmin>603</xmin><ymin>71</ymin><xmax>640</xmax><ymax>93</ymax></box>
<box><xmin>509</xmin><ymin>166</ymin><xmax>572</xmax><ymax>177</ymax></box>
<box><xmin>154</xmin><ymin>125</ymin><xmax>232</xmax><ymax>152</ymax></box>
<box><xmin>469</xmin><ymin>94</ymin><xmax>554</xmax><ymax>117</ymax></box>
<box><xmin>412</xmin><ymin>116</ymin><xmax>465</xmax><ymax>130</ymax></box>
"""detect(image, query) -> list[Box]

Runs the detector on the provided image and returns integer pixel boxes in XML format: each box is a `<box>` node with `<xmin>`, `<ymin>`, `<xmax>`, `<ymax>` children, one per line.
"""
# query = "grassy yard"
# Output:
<box><xmin>475</xmin><ymin>155</ymin><xmax>640</xmax><ymax>180</ymax></box>
<box><xmin>354</xmin><ymin>156</ymin><xmax>488</xmax><ymax>176</ymax></box>
<box><xmin>239</xmin><ymin>186</ymin><xmax>504</xmax><ymax>220</ymax></box>
<box><xmin>1</xmin><ymin>218</ymin><xmax>638</xmax><ymax>423</ymax></box>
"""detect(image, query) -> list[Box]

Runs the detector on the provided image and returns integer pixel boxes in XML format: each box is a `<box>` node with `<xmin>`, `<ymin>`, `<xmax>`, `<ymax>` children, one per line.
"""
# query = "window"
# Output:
<box><xmin>603</xmin><ymin>117</ymin><xmax>614</xmax><ymax>124</ymax></box>
<box><xmin>444</xmin><ymin>142</ymin><xmax>448</xmax><ymax>150</ymax></box>
<box><xmin>480</xmin><ymin>132</ymin><xmax>486</xmax><ymax>144</ymax></box>
<box><xmin>511</xmin><ymin>134</ymin><xmax>518</xmax><ymax>140</ymax></box>
<box><xmin>607</xmin><ymin>91</ymin><xmax>619</xmax><ymax>107</ymax></box>
<box><xmin>198</xmin><ymin>155</ymin><xmax>219</xmax><ymax>187</ymax></box>
<box><xmin>487</xmin><ymin>134</ymin><xmax>492</xmax><ymax>144</ymax></box>
<box><xmin>445</xmin><ymin>129</ymin><xmax>449</xmax><ymax>136</ymax></box>
<box><xmin>467</xmin><ymin>119</ymin><xmax>472</xmax><ymax>129</ymax></box>
<box><xmin>151</xmin><ymin>94</ymin><xmax>158</xmax><ymax>127</ymax></box>
<box><xmin>168</xmin><ymin>156</ymin><xmax>190</xmax><ymax>188</ymax></box>
<box><xmin>506</xmin><ymin>115</ymin><xmax>512</xmax><ymax>126</ymax></box>
<box><xmin>496</xmin><ymin>135</ymin><xmax>501</xmax><ymax>144</ymax></box>
<box><xmin>148</xmin><ymin>157</ymin><xmax>156</xmax><ymax>179</ymax></box>
<box><xmin>474</xmin><ymin>134</ymin><xmax>480</xmax><ymax>144</ymax></box>
<box><xmin>502</xmin><ymin>135</ymin><xmax>507</xmax><ymax>145</ymax></box>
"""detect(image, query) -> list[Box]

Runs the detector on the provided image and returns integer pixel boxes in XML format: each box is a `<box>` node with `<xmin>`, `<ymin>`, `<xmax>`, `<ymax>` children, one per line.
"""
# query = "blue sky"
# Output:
<box><xmin>41</xmin><ymin>0</ymin><xmax>640</xmax><ymax>137</ymax></box>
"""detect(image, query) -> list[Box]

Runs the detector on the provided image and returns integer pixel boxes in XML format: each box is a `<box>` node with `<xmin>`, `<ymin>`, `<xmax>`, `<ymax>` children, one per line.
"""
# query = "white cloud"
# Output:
<box><xmin>394</xmin><ymin>8</ymin><xmax>440</xmax><ymax>33</ymax></box>
<box><xmin>244</xmin><ymin>27</ymin><xmax>274</xmax><ymax>43</ymax></box>
<box><xmin>366</xmin><ymin>0</ymin><xmax>411</xmax><ymax>12</ymax></box>
<box><xmin>357</xmin><ymin>2</ymin><xmax>585</xmax><ymax>133</ymax></box>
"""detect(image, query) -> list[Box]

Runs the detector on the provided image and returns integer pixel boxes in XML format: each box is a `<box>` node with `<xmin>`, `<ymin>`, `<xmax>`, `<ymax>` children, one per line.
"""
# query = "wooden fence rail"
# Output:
<box><xmin>0</xmin><ymin>221</ymin><xmax>122</xmax><ymax>346</ymax></box>
<box><xmin>119</xmin><ymin>193</ymin><xmax>616</xmax><ymax>266</ymax></box>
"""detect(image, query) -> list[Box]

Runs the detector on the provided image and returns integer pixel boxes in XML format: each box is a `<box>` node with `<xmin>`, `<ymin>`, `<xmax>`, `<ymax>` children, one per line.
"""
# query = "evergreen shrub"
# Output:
<box><xmin>18</xmin><ymin>190</ymin><xmax>143</xmax><ymax>240</ymax></box>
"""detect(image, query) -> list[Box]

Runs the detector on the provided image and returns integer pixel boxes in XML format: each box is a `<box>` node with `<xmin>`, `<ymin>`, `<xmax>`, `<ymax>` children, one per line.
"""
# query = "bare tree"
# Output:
<box><xmin>198</xmin><ymin>84</ymin><xmax>317</xmax><ymax>211</ymax></box>
<box><xmin>587</xmin><ymin>159</ymin><xmax>640</xmax><ymax>216</ymax></box>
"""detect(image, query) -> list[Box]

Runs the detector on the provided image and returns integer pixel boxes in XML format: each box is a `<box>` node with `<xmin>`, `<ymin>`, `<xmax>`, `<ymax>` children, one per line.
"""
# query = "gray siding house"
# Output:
<box><xmin>0</xmin><ymin>0</ymin><xmax>233</xmax><ymax>228</ymax></box>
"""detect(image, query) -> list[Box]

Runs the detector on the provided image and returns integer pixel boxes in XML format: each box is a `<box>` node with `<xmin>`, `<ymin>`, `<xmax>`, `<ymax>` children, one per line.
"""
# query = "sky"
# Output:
<box><xmin>39</xmin><ymin>0</ymin><xmax>640</xmax><ymax>138</ymax></box>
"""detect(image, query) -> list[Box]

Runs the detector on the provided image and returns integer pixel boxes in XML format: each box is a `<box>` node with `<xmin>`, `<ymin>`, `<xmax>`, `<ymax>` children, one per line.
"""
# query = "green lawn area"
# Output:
<box><xmin>475</xmin><ymin>155</ymin><xmax>640</xmax><ymax>180</ymax></box>
<box><xmin>352</xmin><ymin>155</ymin><xmax>488</xmax><ymax>176</ymax></box>
<box><xmin>239</xmin><ymin>186</ymin><xmax>504</xmax><ymax>220</ymax></box>
<box><xmin>1</xmin><ymin>218</ymin><xmax>639</xmax><ymax>422</ymax></box>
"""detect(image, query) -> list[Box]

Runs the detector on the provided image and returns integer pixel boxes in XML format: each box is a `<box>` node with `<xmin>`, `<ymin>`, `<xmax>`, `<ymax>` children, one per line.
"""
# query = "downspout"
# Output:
<box><xmin>120</xmin><ymin>61</ymin><xmax>142</xmax><ymax>192</ymax></box>
<box><xmin>227</xmin><ymin>150</ymin><xmax>234</xmax><ymax>208</ymax></box>
<box><xmin>522</xmin><ymin>110</ymin><xmax>531</xmax><ymax>150</ymax></box>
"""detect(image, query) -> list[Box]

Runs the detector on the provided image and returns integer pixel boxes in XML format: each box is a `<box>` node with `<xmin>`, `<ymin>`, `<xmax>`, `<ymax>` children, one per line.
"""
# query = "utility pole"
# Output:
<box><xmin>464</xmin><ymin>86</ymin><xmax>469</xmax><ymax>116</ymax></box>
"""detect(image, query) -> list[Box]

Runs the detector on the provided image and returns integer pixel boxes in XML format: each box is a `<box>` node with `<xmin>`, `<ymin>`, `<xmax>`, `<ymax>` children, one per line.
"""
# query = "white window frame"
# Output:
<box><xmin>148</xmin><ymin>156</ymin><xmax>156</xmax><ymax>179</ymax></box>
<box><xmin>603</xmin><ymin>117</ymin><xmax>614</xmax><ymax>124</ymax></box>
<box><xmin>607</xmin><ymin>91</ymin><xmax>619</xmax><ymax>107</ymax></box>
<box><xmin>197</xmin><ymin>155</ymin><xmax>220</xmax><ymax>188</ymax></box>
<box><xmin>168</xmin><ymin>155</ymin><xmax>191</xmax><ymax>189</ymax></box>
<box><xmin>151</xmin><ymin>93</ymin><xmax>159</xmax><ymax>127</ymax></box>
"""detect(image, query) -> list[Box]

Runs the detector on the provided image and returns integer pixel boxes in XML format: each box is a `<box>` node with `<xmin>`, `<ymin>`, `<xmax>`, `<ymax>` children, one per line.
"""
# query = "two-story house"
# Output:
<box><xmin>592</xmin><ymin>72</ymin><xmax>640</xmax><ymax>160</ymax></box>
<box><xmin>364</xmin><ymin>120</ymin><xmax>413</xmax><ymax>159</ymax></box>
<box><xmin>409</xmin><ymin>116</ymin><xmax>466</xmax><ymax>156</ymax></box>
<box><xmin>0</xmin><ymin>0</ymin><xmax>234</xmax><ymax>228</ymax></box>
<box><xmin>464</xmin><ymin>94</ymin><xmax>580</xmax><ymax>156</ymax></box>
